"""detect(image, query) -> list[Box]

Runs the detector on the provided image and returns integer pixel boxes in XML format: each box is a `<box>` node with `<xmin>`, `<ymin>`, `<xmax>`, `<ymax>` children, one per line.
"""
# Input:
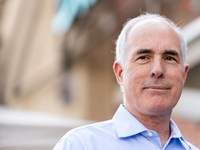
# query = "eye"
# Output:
<box><xmin>165</xmin><ymin>56</ymin><xmax>178</xmax><ymax>64</ymax></box>
<box><xmin>165</xmin><ymin>56</ymin><xmax>176</xmax><ymax>61</ymax></box>
<box><xmin>138</xmin><ymin>56</ymin><xmax>148</xmax><ymax>60</ymax></box>
<box><xmin>135</xmin><ymin>55</ymin><xmax>151</xmax><ymax>64</ymax></box>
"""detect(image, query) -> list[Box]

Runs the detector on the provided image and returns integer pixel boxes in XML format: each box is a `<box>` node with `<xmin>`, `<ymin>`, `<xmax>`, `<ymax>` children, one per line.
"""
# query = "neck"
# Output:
<box><xmin>125</xmin><ymin>105</ymin><xmax>171</xmax><ymax>147</ymax></box>
<box><xmin>137</xmin><ymin>115</ymin><xmax>171</xmax><ymax>147</ymax></box>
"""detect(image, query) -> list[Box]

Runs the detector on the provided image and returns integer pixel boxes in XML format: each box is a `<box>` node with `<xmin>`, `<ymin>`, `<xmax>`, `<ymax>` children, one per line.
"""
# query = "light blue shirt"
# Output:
<box><xmin>53</xmin><ymin>105</ymin><xmax>199</xmax><ymax>150</ymax></box>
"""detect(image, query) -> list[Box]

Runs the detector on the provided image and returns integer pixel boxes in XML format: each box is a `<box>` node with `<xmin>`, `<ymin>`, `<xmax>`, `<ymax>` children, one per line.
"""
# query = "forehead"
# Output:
<box><xmin>127</xmin><ymin>19</ymin><xmax>180</xmax><ymax>54</ymax></box>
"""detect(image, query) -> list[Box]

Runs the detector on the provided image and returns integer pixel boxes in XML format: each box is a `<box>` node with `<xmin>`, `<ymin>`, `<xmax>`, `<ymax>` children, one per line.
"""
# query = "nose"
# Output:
<box><xmin>150</xmin><ymin>59</ymin><xmax>165</xmax><ymax>78</ymax></box>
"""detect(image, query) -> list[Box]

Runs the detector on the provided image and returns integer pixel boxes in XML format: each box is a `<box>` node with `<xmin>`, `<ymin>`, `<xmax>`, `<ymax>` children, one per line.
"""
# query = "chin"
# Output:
<box><xmin>145</xmin><ymin>105</ymin><xmax>173</xmax><ymax>116</ymax></box>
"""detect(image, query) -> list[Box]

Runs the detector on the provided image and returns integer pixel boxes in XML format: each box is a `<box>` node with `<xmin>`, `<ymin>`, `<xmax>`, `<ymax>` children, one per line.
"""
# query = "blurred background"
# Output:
<box><xmin>0</xmin><ymin>0</ymin><xmax>200</xmax><ymax>149</ymax></box>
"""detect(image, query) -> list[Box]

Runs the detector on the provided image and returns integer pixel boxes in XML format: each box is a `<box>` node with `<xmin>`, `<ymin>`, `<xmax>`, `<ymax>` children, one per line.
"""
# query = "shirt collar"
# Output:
<box><xmin>169</xmin><ymin>119</ymin><xmax>192</xmax><ymax>149</ymax></box>
<box><xmin>112</xmin><ymin>104</ymin><xmax>191</xmax><ymax>149</ymax></box>
<box><xmin>169</xmin><ymin>118</ymin><xmax>182</xmax><ymax>138</ymax></box>
<box><xmin>112</xmin><ymin>105</ymin><xmax>184</xmax><ymax>139</ymax></box>
<box><xmin>112</xmin><ymin>104</ymin><xmax>148</xmax><ymax>138</ymax></box>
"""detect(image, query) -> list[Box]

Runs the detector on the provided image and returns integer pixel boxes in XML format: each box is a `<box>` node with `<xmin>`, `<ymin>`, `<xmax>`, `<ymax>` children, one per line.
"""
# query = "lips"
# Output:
<box><xmin>144</xmin><ymin>86</ymin><xmax>170</xmax><ymax>90</ymax></box>
<box><xmin>143</xmin><ymin>85</ymin><xmax>171</xmax><ymax>91</ymax></box>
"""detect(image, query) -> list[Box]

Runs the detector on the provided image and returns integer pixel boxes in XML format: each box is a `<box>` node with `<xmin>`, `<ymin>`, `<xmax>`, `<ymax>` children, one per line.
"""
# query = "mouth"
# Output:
<box><xmin>144</xmin><ymin>85</ymin><xmax>171</xmax><ymax>91</ymax></box>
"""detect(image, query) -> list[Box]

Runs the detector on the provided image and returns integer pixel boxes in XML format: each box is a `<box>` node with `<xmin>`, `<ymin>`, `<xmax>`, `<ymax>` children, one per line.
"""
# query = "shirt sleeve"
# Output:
<box><xmin>53</xmin><ymin>139</ymin><xmax>78</xmax><ymax>150</ymax></box>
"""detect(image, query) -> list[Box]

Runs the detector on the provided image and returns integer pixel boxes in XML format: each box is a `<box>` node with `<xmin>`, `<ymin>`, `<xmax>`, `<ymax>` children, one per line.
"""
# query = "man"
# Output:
<box><xmin>53</xmin><ymin>13</ymin><xmax>199</xmax><ymax>150</ymax></box>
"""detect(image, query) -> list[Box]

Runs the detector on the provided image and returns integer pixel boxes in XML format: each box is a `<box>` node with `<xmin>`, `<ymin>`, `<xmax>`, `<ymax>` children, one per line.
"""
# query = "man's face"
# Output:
<box><xmin>114</xmin><ymin>20</ymin><xmax>189</xmax><ymax>117</ymax></box>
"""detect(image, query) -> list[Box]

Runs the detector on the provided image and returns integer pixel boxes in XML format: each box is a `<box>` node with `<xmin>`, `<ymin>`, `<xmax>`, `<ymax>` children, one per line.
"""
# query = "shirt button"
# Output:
<box><xmin>148</xmin><ymin>132</ymin><xmax>153</xmax><ymax>137</ymax></box>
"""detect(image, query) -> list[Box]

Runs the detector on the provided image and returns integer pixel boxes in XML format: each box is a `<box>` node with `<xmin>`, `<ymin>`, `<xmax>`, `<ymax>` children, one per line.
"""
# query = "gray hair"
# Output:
<box><xmin>115</xmin><ymin>13</ymin><xmax>187</xmax><ymax>68</ymax></box>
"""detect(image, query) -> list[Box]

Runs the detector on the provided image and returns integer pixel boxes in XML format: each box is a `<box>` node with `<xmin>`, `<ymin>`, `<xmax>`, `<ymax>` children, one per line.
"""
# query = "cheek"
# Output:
<box><xmin>168</xmin><ymin>69</ymin><xmax>184</xmax><ymax>86</ymax></box>
<box><xmin>125</xmin><ymin>66</ymin><xmax>150</xmax><ymax>88</ymax></box>
<box><xmin>167</xmin><ymin>70</ymin><xmax>185</xmax><ymax>98</ymax></box>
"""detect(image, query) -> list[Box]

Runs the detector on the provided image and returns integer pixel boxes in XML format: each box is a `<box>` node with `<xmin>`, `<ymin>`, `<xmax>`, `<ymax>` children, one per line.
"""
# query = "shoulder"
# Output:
<box><xmin>54</xmin><ymin>120</ymin><xmax>115</xmax><ymax>150</ymax></box>
<box><xmin>65</xmin><ymin>119</ymin><xmax>114</xmax><ymax>138</ymax></box>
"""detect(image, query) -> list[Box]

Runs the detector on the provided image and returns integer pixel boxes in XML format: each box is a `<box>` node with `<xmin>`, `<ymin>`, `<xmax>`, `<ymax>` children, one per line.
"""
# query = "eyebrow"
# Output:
<box><xmin>163</xmin><ymin>50</ymin><xmax>179</xmax><ymax>56</ymax></box>
<box><xmin>136</xmin><ymin>49</ymin><xmax>179</xmax><ymax>57</ymax></box>
<box><xmin>136</xmin><ymin>49</ymin><xmax>153</xmax><ymax>55</ymax></box>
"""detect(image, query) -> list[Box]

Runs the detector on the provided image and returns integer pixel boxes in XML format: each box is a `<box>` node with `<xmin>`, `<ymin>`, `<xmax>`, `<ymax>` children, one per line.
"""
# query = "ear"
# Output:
<box><xmin>113</xmin><ymin>61</ymin><xmax>124</xmax><ymax>86</ymax></box>
<box><xmin>183</xmin><ymin>64</ymin><xmax>189</xmax><ymax>85</ymax></box>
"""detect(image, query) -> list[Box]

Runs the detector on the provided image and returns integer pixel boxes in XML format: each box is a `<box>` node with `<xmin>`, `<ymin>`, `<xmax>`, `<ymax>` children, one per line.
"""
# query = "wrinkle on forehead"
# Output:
<box><xmin>126</xmin><ymin>19</ymin><xmax>180</xmax><ymax>56</ymax></box>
